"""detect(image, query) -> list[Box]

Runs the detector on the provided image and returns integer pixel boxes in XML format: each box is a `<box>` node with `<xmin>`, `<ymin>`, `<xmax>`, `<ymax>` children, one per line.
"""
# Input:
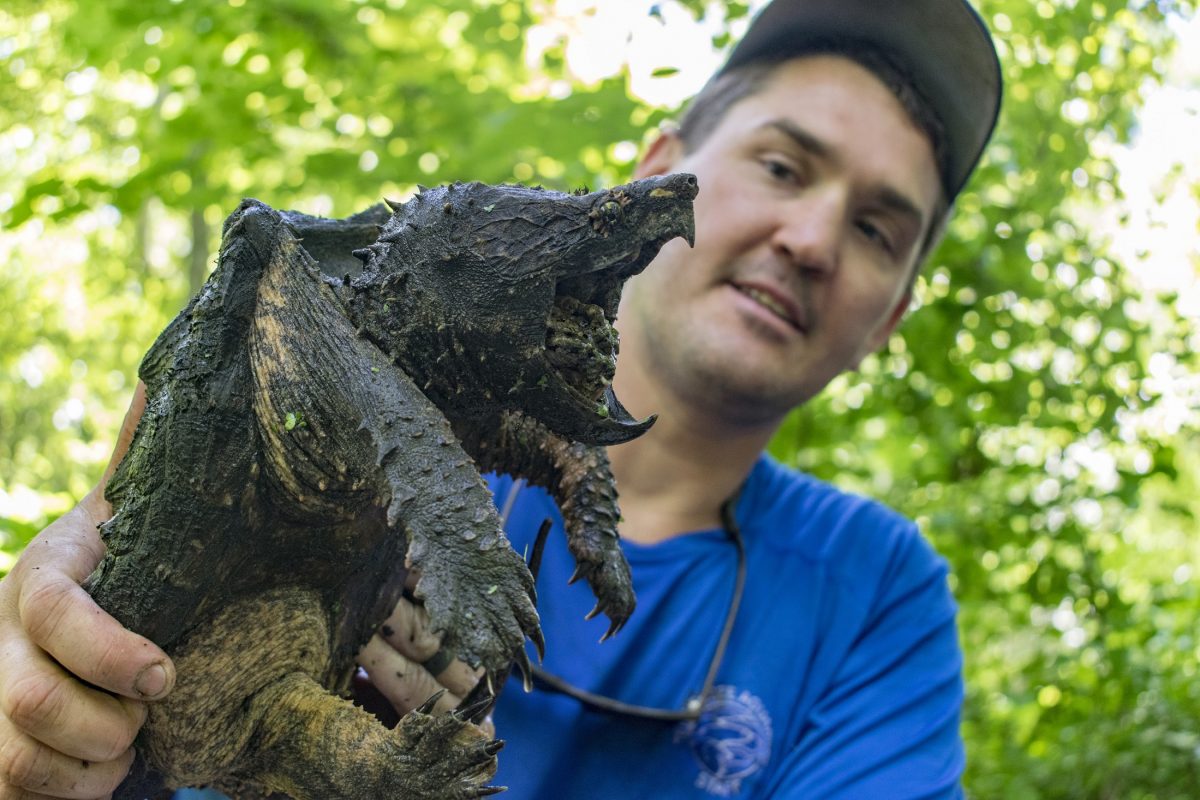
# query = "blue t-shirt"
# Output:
<box><xmin>489</xmin><ymin>455</ymin><xmax>964</xmax><ymax>799</ymax></box>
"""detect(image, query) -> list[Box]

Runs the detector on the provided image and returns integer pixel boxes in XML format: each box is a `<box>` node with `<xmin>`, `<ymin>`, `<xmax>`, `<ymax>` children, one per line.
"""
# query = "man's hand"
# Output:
<box><xmin>0</xmin><ymin>384</ymin><xmax>177</xmax><ymax>799</ymax></box>
<box><xmin>356</xmin><ymin>583</ymin><xmax>494</xmax><ymax>737</ymax></box>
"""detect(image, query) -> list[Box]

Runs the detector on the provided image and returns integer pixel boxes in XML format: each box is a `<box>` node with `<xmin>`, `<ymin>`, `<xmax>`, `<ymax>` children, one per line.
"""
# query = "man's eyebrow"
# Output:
<box><xmin>763</xmin><ymin>119</ymin><xmax>833</xmax><ymax>163</ymax></box>
<box><xmin>874</xmin><ymin>186</ymin><xmax>926</xmax><ymax>230</ymax></box>
<box><xmin>762</xmin><ymin>118</ymin><xmax>927</xmax><ymax>229</ymax></box>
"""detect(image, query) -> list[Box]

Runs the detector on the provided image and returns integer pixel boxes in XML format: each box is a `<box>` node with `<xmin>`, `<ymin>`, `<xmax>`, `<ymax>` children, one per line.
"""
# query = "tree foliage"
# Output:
<box><xmin>1</xmin><ymin>1</ymin><xmax>1197</xmax><ymax>796</ymax></box>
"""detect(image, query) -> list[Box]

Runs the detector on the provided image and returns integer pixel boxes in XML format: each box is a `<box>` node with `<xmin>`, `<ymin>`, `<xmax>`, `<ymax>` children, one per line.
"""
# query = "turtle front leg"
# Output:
<box><xmin>377</xmin><ymin>419</ymin><xmax>542</xmax><ymax>676</ymax></box>
<box><xmin>463</xmin><ymin>411</ymin><xmax>635</xmax><ymax>639</ymax></box>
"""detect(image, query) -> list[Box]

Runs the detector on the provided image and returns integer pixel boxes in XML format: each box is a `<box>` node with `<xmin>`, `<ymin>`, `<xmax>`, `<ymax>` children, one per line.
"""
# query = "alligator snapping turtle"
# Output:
<box><xmin>85</xmin><ymin>173</ymin><xmax>697</xmax><ymax>799</ymax></box>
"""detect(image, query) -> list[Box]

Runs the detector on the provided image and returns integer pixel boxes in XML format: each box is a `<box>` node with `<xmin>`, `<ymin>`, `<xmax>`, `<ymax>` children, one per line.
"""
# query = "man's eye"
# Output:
<box><xmin>761</xmin><ymin>158</ymin><xmax>798</xmax><ymax>182</ymax></box>
<box><xmin>857</xmin><ymin>219</ymin><xmax>895</xmax><ymax>254</ymax></box>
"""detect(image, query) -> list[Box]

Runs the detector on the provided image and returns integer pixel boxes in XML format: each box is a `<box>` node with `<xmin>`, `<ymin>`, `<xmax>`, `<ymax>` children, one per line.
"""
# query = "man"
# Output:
<box><xmin>0</xmin><ymin>0</ymin><xmax>1002</xmax><ymax>797</ymax></box>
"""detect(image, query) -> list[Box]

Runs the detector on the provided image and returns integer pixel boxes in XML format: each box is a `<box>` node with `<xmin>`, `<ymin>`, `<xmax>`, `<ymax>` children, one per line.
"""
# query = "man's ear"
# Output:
<box><xmin>633</xmin><ymin>130</ymin><xmax>685</xmax><ymax>180</ymax></box>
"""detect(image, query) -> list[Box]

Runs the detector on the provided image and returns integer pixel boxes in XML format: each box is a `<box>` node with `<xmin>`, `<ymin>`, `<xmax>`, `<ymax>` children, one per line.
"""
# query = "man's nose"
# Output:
<box><xmin>770</xmin><ymin>188</ymin><xmax>844</xmax><ymax>276</ymax></box>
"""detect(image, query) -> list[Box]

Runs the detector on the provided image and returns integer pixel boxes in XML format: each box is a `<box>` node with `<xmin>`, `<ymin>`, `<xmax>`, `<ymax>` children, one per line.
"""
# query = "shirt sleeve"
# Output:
<box><xmin>762</xmin><ymin>530</ymin><xmax>966</xmax><ymax>800</ymax></box>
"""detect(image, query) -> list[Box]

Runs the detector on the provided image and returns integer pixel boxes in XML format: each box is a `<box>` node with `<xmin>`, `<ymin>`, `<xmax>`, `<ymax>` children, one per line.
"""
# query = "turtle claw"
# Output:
<box><xmin>457</xmin><ymin>695</ymin><xmax>495</xmax><ymax>722</ymax></box>
<box><xmin>514</xmin><ymin>650</ymin><xmax>534</xmax><ymax>692</ymax></box>
<box><xmin>417</xmin><ymin>689</ymin><xmax>447</xmax><ymax>715</ymax></box>
<box><xmin>530</xmin><ymin>626</ymin><xmax>546</xmax><ymax>662</ymax></box>
<box><xmin>599</xmin><ymin>617</ymin><xmax>624</xmax><ymax>642</ymax></box>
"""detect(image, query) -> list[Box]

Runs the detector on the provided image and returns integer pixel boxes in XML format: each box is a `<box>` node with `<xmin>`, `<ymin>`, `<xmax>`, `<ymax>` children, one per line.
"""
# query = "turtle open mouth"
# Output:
<box><xmin>521</xmin><ymin>171</ymin><xmax>696</xmax><ymax>444</ymax></box>
<box><xmin>544</xmin><ymin>239</ymin><xmax>661</xmax><ymax>409</ymax></box>
<box><xmin>546</xmin><ymin>293</ymin><xmax>619</xmax><ymax>405</ymax></box>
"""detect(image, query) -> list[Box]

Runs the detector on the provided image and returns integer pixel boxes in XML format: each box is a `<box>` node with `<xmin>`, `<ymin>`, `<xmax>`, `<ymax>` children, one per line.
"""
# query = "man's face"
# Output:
<box><xmin>618</xmin><ymin>55</ymin><xmax>943</xmax><ymax>427</ymax></box>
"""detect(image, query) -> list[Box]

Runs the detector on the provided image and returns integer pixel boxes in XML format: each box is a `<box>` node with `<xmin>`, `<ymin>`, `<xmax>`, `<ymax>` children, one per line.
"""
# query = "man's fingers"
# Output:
<box><xmin>358</xmin><ymin>636</ymin><xmax>463</xmax><ymax>717</ymax></box>
<box><xmin>0</xmin><ymin>638</ymin><xmax>145</xmax><ymax>764</ymax></box>
<box><xmin>0</xmin><ymin>381</ymin><xmax>153</xmax><ymax>800</ymax></box>
<box><xmin>17</xmin><ymin>572</ymin><xmax>172</xmax><ymax>703</ymax></box>
<box><xmin>377</xmin><ymin>597</ymin><xmax>481</xmax><ymax>697</ymax></box>
<box><xmin>379</xmin><ymin>596</ymin><xmax>441</xmax><ymax>661</ymax></box>
<box><xmin>0</xmin><ymin>503</ymin><xmax>160</xmax><ymax>782</ymax></box>
<box><xmin>11</xmin><ymin>501</ymin><xmax>174</xmax><ymax>704</ymax></box>
<box><xmin>0</xmin><ymin>716</ymin><xmax>133</xmax><ymax>799</ymax></box>
<box><xmin>423</xmin><ymin>653</ymin><xmax>482</xmax><ymax>701</ymax></box>
<box><xmin>478</xmin><ymin>714</ymin><xmax>496</xmax><ymax>740</ymax></box>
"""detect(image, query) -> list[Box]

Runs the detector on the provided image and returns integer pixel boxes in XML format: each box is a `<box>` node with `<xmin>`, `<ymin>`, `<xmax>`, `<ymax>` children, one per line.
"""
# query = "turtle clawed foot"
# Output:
<box><xmin>395</xmin><ymin>699</ymin><xmax>502</xmax><ymax>799</ymax></box>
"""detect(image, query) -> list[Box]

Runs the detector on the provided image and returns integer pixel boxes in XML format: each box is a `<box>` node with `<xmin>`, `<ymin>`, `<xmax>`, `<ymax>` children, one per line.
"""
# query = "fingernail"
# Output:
<box><xmin>135</xmin><ymin>663</ymin><xmax>170</xmax><ymax>699</ymax></box>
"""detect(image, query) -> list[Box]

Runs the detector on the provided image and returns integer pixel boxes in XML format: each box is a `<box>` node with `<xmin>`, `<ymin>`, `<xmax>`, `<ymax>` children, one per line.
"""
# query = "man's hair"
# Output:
<box><xmin>677</xmin><ymin>37</ymin><xmax>952</xmax><ymax>268</ymax></box>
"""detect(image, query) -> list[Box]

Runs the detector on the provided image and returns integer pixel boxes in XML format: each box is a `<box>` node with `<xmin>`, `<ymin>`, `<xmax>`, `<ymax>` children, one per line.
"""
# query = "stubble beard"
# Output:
<box><xmin>640</xmin><ymin>313</ymin><xmax>819</xmax><ymax>432</ymax></box>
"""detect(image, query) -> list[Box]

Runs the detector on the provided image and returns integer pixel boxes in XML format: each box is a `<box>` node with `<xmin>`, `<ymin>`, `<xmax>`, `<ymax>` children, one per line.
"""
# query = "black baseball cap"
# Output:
<box><xmin>718</xmin><ymin>0</ymin><xmax>1002</xmax><ymax>203</ymax></box>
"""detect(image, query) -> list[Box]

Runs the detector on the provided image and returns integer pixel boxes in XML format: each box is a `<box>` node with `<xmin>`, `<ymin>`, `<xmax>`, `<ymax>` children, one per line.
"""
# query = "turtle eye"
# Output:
<box><xmin>590</xmin><ymin>197</ymin><xmax>626</xmax><ymax>233</ymax></box>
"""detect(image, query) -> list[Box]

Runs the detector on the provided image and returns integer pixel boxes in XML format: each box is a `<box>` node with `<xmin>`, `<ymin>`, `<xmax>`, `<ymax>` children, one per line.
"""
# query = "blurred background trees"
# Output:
<box><xmin>1</xmin><ymin>0</ymin><xmax>1197</xmax><ymax>795</ymax></box>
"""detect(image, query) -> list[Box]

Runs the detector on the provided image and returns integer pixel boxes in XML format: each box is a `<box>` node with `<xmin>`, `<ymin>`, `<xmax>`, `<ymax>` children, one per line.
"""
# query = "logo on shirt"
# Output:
<box><xmin>674</xmin><ymin>686</ymin><xmax>773</xmax><ymax>797</ymax></box>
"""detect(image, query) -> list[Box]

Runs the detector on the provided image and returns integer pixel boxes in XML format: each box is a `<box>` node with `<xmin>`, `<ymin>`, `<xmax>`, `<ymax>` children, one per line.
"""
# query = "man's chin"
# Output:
<box><xmin>672</xmin><ymin>344</ymin><xmax>821</xmax><ymax>425</ymax></box>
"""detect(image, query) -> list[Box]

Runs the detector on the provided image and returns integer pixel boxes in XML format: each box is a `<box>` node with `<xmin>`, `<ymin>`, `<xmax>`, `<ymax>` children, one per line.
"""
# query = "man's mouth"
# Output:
<box><xmin>731</xmin><ymin>282</ymin><xmax>805</xmax><ymax>331</ymax></box>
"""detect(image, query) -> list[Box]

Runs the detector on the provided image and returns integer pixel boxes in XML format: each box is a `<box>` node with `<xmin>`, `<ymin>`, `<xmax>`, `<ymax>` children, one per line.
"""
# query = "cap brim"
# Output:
<box><xmin>720</xmin><ymin>0</ymin><xmax>1001</xmax><ymax>201</ymax></box>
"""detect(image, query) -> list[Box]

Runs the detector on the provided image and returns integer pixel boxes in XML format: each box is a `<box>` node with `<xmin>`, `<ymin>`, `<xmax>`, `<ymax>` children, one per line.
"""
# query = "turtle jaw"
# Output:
<box><xmin>472</xmin><ymin>173</ymin><xmax>698</xmax><ymax>439</ymax></box>
<box><xmin>536</xmin><ymin>224</ymin><xmax>693</xmax><ymax>446</ymax></box>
